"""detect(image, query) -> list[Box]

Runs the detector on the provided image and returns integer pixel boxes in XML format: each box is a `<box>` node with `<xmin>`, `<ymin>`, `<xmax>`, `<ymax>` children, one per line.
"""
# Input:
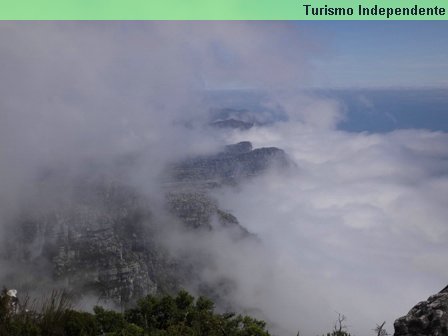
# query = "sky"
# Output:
<box><xmin>298</xmin><ymin>21</ymin><xmax>448</xmax><ymax>88</ymax></box>
<box><xmin>0</xmin><ymin>21</ymin><xmax>448</xmax><ymax>336</ymax></box>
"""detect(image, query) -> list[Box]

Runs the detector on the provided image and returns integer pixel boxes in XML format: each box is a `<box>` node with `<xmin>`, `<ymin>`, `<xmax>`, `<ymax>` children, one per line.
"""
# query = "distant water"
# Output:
<box><xmin>206</xmin><ymin>88</ymin><xmax>448</xmax><ymax>133</ymax></box>
<box><xmin>321</xmin><ymin>88</ymin><xmax>448</xmax><ymax>133</ymax></box>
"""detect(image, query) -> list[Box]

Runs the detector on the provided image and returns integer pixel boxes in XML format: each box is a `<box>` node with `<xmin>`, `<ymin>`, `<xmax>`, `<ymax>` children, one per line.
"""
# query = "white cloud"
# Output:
<box><xmin>215</xmin><ymin>122</ymin><xmax>448</xmax><ymax>335</ymax></box>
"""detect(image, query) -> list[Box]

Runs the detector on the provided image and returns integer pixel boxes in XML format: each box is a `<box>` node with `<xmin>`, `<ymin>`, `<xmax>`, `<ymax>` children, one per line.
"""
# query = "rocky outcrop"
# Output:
<box><xmin>0</xmin><ymin>160</ymin><xmax>256</xmax><ymax>305</ymax></box>
<box><xmin>1</xmin><ymin>139</ymin><xmax>290</xmax><ymax>307</ymax></box>
<box><xmin>166</xmin><ymin>191</ymin><xmax>250</xmax><ymax>238</ymax></box>
<box><xmin>1</xmin><ymin>181</ymin><xmax>181</xmax><ymax>306</ymax></box>
<box><xmin>394</xmin><ymin>286</ymin><xmax>448</xmax><ymax>336</ymax></box>
<box><xmin>224</xmin><ymin>141</ymin><xmax>253</xmax><ymax>155</ymax></box>
<box><xmin>170</xmin><ymin>141</ymin><xmax>290</xmax><ymax>186</ymax></box>
<box><xmin>52</xmin><ymin>226</ymin><xmax>158</xmax><ymax>304</ymax></box>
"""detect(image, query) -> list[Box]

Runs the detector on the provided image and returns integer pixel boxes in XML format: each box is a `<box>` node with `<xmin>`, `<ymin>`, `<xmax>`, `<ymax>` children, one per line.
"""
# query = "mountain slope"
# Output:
<box><xmin>0</xmin><ymin>141</ymin><xmax>291</xmax><ymax>307</ymax></box>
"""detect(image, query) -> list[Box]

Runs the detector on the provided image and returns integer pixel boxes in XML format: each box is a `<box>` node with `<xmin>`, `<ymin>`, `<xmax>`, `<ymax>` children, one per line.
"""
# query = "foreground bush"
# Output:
<box><xmin>0</xmin><ymin>288</ymin><xmax>270</xmax><ymax>336</ymax></box>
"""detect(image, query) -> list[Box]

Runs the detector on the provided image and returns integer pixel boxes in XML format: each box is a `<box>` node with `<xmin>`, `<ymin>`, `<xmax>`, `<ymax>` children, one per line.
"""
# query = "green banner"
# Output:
<box><xmin>0</xmin><ymin>0</ymin><xmax>447</xmax><ymax>20</ymax></box>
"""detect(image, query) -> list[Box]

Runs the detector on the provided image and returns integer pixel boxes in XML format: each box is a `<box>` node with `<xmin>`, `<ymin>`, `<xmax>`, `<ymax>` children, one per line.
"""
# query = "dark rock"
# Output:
<box><xmin>166</xmin><ymin>191</ymin><xmax>250</xmax><ymax>238</ymax></box>
<box><xmin>1</xmin><ymin>180</ymin><xmax>181</xmax><ymax>306</ymax></box>
<box><xmin>1</xmin><ymin>137</ymin><xmax>290</xmax><ymax>308</ymax></box>
<box><xmin>170</xmin><ymin>142</ymin><xmax>291</xmax><ymax>186</ymax></box>
<box><xmin>1</xmin><ymin>174</ymin><xmax>252</xmax><ymax>306</ymax></box>
<box><xmin>394</xmin><ymin>287</ymin><xmax>448</xmax><ymax>336</ymax></box>
<box><xmin>225</xmin><ymin>141</ymin><xmax>253</xmax><ymax>154</ymax></box>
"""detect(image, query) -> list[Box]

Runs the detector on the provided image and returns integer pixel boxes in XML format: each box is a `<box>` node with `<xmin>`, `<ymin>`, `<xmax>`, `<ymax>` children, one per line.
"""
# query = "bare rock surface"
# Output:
<box><xmin>394</xmin><ymin>287</ymin><xmax>448</xmax><ymax>336</ymax></box>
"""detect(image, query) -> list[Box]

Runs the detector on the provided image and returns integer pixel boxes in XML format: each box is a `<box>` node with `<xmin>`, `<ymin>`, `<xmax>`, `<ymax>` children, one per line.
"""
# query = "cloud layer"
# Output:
<box><xmin>215</xmin><ymin>123</ymin><xmax>448</xmax><ymax>335</ymax></box>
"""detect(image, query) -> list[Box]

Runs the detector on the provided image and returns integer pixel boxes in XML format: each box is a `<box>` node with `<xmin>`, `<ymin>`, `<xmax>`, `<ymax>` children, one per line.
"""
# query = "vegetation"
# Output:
<box><xmin>0</xmin><ymin>288</ymin><xmax>271</xmax><ymax>336</ymax></box>
<box><xmin>373</xmin><ymin>322</ymin><xmax>389</xmax><ymax>336</ymax></box>
<box><xmin>321</xmin><ymin>312</ymin><xmax>351</xmax><ymax>336</ymax></box>
<box><xmin>2</xmin><ymin>287</ymin><xmax>392</xmax><ymax>336</ymax></box>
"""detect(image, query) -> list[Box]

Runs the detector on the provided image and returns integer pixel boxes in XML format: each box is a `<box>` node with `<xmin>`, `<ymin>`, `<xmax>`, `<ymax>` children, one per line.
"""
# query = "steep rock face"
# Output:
<box><xmin>224</xmin><ymin>141</ymin><xmax>253</xmax><ymax>155</ymax></box>
<box><xmin>170</xmin><ymin>141</ymin><xmax>290</xmax><ymax>186</ymax></box>
<box><xmin>166</xmin><ymin>191</ymin><xmax>250</xmax><ymax>238</ymax></box>
<box><xmin>394</xmin><ymin>286</ymin><xmax>448</xmax><ymax>336</ymax></box>
<box><xmin>52</xmin><ymin>226</ymin><xmax>158</xmax><ymax>304</ymax></box>
<box><xmin>1</xmin><ymin>140</ymin><xmax>290</xmax><ymax>306</ymax></box>
<box><xmin>1</xmin><ymin>170</ymin><xmax>254</xmax><ymax>305</ymax></box>
<box><xmin>1</xmin><ymin>181</ymin><xmax>179</xmax><ymax>306</ymax></box>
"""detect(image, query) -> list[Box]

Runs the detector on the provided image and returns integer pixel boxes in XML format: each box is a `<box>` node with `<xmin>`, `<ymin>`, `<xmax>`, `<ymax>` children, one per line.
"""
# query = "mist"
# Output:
<box><xmin>214</xmin><ymin>123</ymin><xmax>448</xmax><ymax>335</ymax></box>
<box><xmin>0</xmin><ymin>21</ymin><xmax>313</xmax><ymax>217</ymax></box>
<box><xmin>1</xmin><ymin>21</ymin><xmax>447</xmax><ymax>336</ymax></box>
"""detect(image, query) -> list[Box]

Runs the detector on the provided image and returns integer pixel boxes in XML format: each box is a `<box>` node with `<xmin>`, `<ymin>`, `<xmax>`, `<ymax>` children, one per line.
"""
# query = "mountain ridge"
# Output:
<box><xmin>0</xmin><ymin>139</ymin><xmax>291</xmax><ymax>308</ymax></box>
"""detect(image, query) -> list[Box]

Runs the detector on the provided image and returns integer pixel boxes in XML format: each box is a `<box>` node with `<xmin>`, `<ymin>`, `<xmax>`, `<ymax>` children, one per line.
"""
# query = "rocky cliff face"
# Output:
<box><xmin>1</xmin><ymin>181</ymin><xmax>180</xmax><ymax>306</ymax></box>
<box><xmin>170</xmin><ymin>141</ymin><xmax>290</xmax><ymax>187</ymax></box>
<box><xmin>166</xmin><ymin>191</ymin><xmax>249</xmax><ymax>236</ymax></box>
<box><xmin>0</xmin><ymin>140</ymin><xmax>289</xmax><ymax>306</ymax></box>
<box><xmin>394</xmin><ymin>286</ymin><xmax>448</xmax><ymax>336</ymax></box>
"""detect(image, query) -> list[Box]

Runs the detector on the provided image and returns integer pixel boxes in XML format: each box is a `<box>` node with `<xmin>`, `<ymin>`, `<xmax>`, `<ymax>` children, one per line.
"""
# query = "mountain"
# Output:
<box><xmin>0</xmin><ymin>141</ymin><xmax>291</xmax><ymax>307</ymax></box>
<box><xmin>169</xmin><ymin>141</ymin><xmax>291</xmax><ymax>187</ymax></box>
<box><xmin>394</xmin><ymin>286</ymin><xmax>448</xmax><ymax>336</ymax></box>
<box><xmin>2</xmin><ymin>179</ymin><xmax>176</xmax><ymax>305</ymax></box>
